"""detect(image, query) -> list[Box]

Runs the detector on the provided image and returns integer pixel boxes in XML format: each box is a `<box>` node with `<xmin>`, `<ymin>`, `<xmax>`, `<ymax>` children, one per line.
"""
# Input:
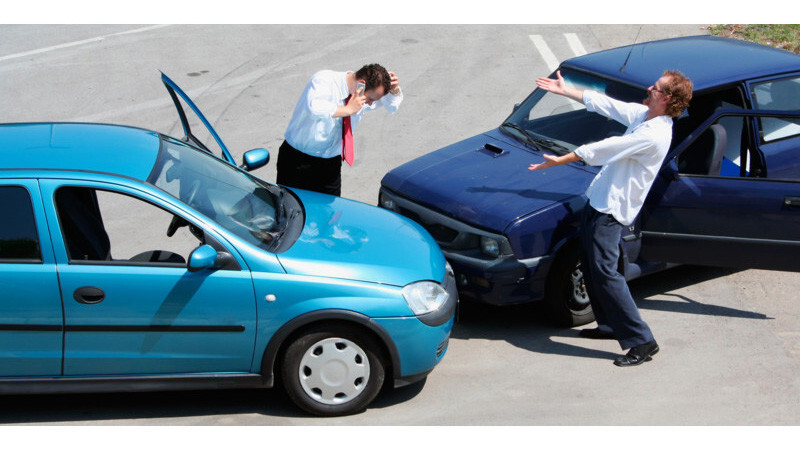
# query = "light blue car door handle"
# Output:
<box><xmin>73</xmin><ymin>286</ymin><xmax>106</xmax><ymax>304</ymax></box>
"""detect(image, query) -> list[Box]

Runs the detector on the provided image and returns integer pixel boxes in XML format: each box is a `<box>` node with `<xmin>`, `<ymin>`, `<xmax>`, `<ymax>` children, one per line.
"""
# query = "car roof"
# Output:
<box><xmin>562</xmin><ymin>35</ymin><xmax>800</xmax><ymax>93</ymax></box>
<box><xmin>0</xmin><ymin>123</ymin><xmax>161</xmax><ymax>181</ymax></box>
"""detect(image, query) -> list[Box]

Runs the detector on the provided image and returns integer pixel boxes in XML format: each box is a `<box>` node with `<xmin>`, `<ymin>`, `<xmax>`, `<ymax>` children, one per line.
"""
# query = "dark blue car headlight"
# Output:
<box><xmin>402</xmin><ymin>281</ymin><xmax>449</xmax><ymax>315</ymax></box>
<box><xmin>480</xmin><ymin>236</ymin><xmax>501</xmax><ymax>258</ymax></box>
<box><xmin>379</xmin><ymin>191</ymin><xmax>398</xmax><ymax>212</ymax></box>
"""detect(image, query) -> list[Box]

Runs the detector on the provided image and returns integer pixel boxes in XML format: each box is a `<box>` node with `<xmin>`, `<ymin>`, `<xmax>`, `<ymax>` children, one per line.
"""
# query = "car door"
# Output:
<box><xmin>0</xmin><ymin>181</ymin><xmax>63</xmax><ymax>376</ymax></box>
<box><xmin>40</xmin><ymin>180</ymin><xmax>257</xmax><ymax>376</ymax></box>
<box><xmin>161</xmin><ymin>72</ymin><xmax>237</xmax><ymax>166</ymax></box>
<box><xmin>640</xmin><ymin>100</ymin><xmax>800</xmax><ymax>271</ymax></box>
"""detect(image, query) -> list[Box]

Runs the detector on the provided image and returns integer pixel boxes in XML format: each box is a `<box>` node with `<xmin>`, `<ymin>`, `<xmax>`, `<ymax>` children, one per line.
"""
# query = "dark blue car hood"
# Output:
<box><xmin>381</xmin><ymin>129</ymin><xmax>597</xmax><ymax>233</ymax></box>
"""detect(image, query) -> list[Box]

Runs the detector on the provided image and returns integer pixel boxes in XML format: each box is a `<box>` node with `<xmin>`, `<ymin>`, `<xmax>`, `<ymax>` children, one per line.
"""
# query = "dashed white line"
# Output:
<box><xmin>565</xmin><ymin>33</ymin><xmax>587</xmax><ymax>57</ymax></box>
<box><xmin>528</xmin><ymin>34</ymin><xmax>560</xmax><ymax>72</ymax></box>
<box><xmin>529</xmin><ymin>33</ymin><xmax>589</xmax><ymax>71</ymax></box>
<box><xmin>0</xmin><ymin>25</ymin><xmax>170</xmax><ymax>63</ymax></box>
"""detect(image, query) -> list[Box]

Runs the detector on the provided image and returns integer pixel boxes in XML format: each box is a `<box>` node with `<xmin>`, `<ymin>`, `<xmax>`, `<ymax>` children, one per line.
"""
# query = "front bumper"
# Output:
<box><xmin>445</xmin><ymin>250</ymin><xmax>552</xmax><ymax>306</ymax></box>
<box><xmin>380</xmin><ymin>188</ymin><xmax>552</xmax><ymax>306</ymax></box>
<box><xmin>377</xmin><ymin>265</ymin><xmax>457</xmax><ymax>387</ymax></box>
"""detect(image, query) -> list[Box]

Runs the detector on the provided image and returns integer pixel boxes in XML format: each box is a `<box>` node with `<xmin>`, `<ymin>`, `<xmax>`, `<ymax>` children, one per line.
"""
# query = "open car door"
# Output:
<box><xmin>640</xmin><ymin>108</ymin><xmax>800</xmax><ymax>272</ymax></box>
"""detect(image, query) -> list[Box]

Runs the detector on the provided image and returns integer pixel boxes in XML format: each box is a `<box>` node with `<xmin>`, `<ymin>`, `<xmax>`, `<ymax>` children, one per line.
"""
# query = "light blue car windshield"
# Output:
<box><xmin>148</xmin><ymin>138</ymin><xmax>288</xmax><ymax>251</ymax></box>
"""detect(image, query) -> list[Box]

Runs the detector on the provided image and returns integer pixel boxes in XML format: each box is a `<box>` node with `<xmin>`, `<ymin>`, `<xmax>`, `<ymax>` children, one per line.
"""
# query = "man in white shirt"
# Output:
<box><xmin>529</xmin><ymin>69</ymin><xmax>692</xmax><ymax>367</ymax></box>
<box><xmin>277</xmin><ymin>63</ymin><xmax>403</xmax><ymax>196</ymax></box>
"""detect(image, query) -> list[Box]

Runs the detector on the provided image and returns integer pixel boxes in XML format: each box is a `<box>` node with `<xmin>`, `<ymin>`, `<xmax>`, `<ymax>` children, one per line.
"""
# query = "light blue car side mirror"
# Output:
<box><xmin>188</xmin><ymin>245</ymin><xmax>218</xmax><ymax>272</ymax></box>
<box><xmin>241</xmin><ymin>148</ymin><xmax>270</xmax><ymax>171</ymax></box>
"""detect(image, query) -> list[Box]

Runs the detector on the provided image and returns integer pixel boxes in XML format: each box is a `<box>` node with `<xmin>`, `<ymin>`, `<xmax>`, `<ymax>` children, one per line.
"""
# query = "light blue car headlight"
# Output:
<box><xmin>402</xmin><ymin>281</ymin><xmax>449</xmax><ymax>315</ymax></box>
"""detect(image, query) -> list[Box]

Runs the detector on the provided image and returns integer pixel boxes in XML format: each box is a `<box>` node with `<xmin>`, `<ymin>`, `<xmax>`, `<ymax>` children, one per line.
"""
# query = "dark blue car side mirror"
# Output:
<box><xmin>241</xmin><ymin>148</ymin><xmax>270</xmax><ymax>171</ymax></box>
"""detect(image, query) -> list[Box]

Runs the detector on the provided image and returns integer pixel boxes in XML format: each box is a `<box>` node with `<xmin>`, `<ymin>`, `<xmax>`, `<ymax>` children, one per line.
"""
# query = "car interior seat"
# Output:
<box><xmin>55</xmin><ymin>187</ymin><xmax>112</xmax><ymax>261</ymax></box>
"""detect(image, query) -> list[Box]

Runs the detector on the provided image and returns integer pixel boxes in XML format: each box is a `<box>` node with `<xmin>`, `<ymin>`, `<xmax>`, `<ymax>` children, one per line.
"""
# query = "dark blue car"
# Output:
<box><xmin>379</xmin><ymin>35</ymin><xmax>800</xmax><ymax>326</ymax></box>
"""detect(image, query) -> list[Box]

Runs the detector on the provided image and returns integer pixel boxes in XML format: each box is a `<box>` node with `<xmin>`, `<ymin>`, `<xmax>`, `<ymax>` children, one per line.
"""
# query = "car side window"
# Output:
<box><xmin>676</xmin><ymin>88</ymin><xmax>755</xmax><ymax>178</ymax></box>
<box><xmin>0</xmin><ymin>186</ymin><xmax>41</xmax><ymax>263</ymax></box>
<box><xmin>751</xmin><ymin>76</ymin><xmax>800</xmax><ymax>143</ymax></box>
<box><xmin>55</xmin><ymin>186</ymin><xmax>202</xmax><ymax>266</ymax></box>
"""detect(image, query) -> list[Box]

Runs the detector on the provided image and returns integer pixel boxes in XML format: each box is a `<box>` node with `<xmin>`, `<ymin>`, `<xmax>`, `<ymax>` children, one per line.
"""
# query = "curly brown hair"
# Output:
<box><xmin>661</xmin><ymin>70</ymin><xmax>693</xmax><ymax>118</ymax></box>
<box><xmin>355</xmin><ymin>63</ymin><xmax>392</xmax><ymax>94</ymax></box>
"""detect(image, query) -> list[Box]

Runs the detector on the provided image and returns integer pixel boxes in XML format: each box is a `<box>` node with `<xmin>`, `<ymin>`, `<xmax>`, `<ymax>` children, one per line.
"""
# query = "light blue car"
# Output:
<box><xmin>0</xmin><ymin>73</ymin><xmax>456</xmax><ymax>416</ymax></box>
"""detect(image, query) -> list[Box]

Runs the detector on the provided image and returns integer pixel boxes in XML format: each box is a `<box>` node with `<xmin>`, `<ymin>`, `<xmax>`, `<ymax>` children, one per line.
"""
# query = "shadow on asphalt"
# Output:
<box><xmin>0</xmin><ymin>388</ymin><xmax>288</xmax><ymax>424</ymax></box>
<box><xmin>0</xmin><ymin>378</ymin><xmax>427</xmax><ymax>424</ymax></box>
<box><xmin>450</xmin><ymin>264</ymin><xmax>770</xmax><ymax>359</ymax></box>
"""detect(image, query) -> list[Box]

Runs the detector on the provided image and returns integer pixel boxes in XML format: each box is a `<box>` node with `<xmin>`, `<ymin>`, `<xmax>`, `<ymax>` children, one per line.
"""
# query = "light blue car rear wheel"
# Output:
<box><xmin>281</xmin><ymin>325</ymin><xmax>386</xmax><ymax>416</ymax></box>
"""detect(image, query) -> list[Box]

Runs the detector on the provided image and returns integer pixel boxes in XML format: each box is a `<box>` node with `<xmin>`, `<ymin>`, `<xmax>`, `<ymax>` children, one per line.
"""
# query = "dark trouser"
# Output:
<box><xmin>579</xmin><ymin>203</ymin><xmax>654</xmax><ymax>350</ymax></box>
<box><xmin>276</xmin><ymin>140</ymin><xmax>342</xmax><ymax>196</ymax></box>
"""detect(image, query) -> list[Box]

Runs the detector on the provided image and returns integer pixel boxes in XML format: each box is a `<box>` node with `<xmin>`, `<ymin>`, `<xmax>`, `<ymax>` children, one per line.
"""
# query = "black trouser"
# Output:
<box><xmin>276</xmin><ymin>140</ymin><xmax>342</xmax><ymax>196</ymax></box>
<box><xmin>579</xmin><ymin>203</ymin><xmax>654</xmax><ymax>350</ymax></box>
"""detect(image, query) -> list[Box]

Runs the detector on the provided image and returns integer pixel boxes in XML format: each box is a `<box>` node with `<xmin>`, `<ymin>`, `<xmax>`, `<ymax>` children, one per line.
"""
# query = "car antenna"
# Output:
<box><xmin>619</xmin><ymin>26</ymin><xmax>643</xmax><ymax>73</ymax></box>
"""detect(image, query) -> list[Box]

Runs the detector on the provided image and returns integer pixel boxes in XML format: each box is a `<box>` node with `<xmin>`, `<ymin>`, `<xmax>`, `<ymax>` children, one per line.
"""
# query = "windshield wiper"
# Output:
<box><xmin>500</xmin><ymin>122</ymin><xmax>540</xmax><ymax>150</ymax></box>
<box><xmin>266</xmin><ymin>208</ymin><xmax>299</xmax><ymax>251</ymax></box>
<box><xmin>501</xmin><ymin>122</ymin><xmax>571</xmax><ymax>155</ymax></box>
<box><xmin>529</xmin><ymin>137</ymin><xmax>569</xmax><ymax>155</ymax></box>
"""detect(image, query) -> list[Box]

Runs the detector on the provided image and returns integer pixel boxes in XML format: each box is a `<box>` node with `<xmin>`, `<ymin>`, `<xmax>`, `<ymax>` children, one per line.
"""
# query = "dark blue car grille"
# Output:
<box><xmin>398</xmin><ymin>207</ymin><xmax>459</xmax><ymax>243</ymax></box>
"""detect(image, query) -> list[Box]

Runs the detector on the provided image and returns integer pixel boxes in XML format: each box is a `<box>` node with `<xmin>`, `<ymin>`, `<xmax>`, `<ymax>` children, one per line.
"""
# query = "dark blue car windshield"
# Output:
<box><xmin>503</xmin><ymin>68</ymin><xmax>646</xmax><ymax>154</ymax></box>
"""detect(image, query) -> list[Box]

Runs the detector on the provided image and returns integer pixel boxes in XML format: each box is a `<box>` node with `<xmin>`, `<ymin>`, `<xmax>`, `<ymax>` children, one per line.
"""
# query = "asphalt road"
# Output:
<box><xmin>2</xmin><ymin>24</ymin><xmax>800</xmax><ymax>427</ymax></box>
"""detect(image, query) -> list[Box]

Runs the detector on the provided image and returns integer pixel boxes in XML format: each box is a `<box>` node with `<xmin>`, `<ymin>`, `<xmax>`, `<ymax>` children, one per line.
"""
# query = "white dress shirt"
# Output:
<box><xmin>284</xmin><ymin>70</ymin><xmax>403</xmax><ymax>159</ymax></box>
<box><xmin>573</xmin><ymin>90</ymin><xmax>673</xmax><ymax>226</ymax></box>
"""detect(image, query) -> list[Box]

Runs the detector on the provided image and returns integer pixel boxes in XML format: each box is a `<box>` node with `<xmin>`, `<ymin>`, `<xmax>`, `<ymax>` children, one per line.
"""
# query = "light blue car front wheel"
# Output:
<box><xmin>281</xmin><ymin>324</ymin><xmax>386</xmax><ymax>416</ymax></box>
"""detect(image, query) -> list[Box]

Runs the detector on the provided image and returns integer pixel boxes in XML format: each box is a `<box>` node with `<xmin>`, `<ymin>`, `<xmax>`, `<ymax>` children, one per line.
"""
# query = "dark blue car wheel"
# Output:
<box><xmin>545</xmin><ymin>243</ymin><xmax>595</xmax><ymax>327</ymax></box>
<box><xmin>281</xmin><ymin>324</ymin><xmax>386</xmax><ymax>416</ymax></box>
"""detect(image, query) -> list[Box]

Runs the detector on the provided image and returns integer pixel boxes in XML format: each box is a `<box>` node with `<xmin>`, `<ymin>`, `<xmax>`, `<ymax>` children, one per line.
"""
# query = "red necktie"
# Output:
<box><xmin>342</xmin><ymin>95</ymin><xmax>354</xmax><ymax>166</ymax></box>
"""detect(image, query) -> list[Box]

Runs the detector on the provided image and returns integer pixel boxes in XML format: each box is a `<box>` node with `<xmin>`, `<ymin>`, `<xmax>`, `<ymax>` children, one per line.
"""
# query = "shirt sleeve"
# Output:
<box><xmin>305</xmin><ymin>73</ymin><xmax>339</xmax><ymax>118</ymax></box>
<box><xmin>583</xmin><ymin>90</ymin><xmax>647</xmax><ymax>127</ymax></box>
<box><xmin>574</xmin><ymin>129</ymin><xmax>659</xmax><ymax>167</ymax></box>
<box><xmin>379</xmin><ymin>87</ymin><xmax>403</xmax><ymax>113</ymax></box>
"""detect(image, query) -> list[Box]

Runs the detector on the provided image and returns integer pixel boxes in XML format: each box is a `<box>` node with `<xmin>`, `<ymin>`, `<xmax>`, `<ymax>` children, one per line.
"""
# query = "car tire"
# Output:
<box><xmin>544</xmin><ymin>242</ymin><xmax>595</xmax><ymax>327</ymax></box>
<box><xmin>281</xmin><ymin>324</ymin><xmax>386</xmax><ymax>417</ymax></box>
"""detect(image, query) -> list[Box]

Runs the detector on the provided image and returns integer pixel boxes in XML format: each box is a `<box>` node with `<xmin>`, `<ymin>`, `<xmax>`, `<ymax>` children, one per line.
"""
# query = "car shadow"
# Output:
<box><xmin>0</xmin><ymin>388</ymin><xmax>300</xmax><ymax>424</ymax></box>
<box><xmin>450</xmin><ymin>264</ymin><xmax>771</xmax><ymax>359</ymax></box>
<box><xmin>631</xmin><ymin>265</ymin><xmax>771</xmax><ymax>320</ymax></box>
<box><xmin>0</xmin><ymin>378</ymin><xmax>426</xmax><ymax>424</ymax></box>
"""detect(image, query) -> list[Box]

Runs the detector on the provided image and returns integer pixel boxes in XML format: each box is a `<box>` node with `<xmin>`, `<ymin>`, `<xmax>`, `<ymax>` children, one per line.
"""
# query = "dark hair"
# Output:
<box><xmin>662</xmin><ymin>70</ymin><xmax>693</xmax><ymax>118</ymax></box>
<box><xmin>355</xmin><ymin>63</ymin><xmax>392</xmax><ymax>94</ymax></box>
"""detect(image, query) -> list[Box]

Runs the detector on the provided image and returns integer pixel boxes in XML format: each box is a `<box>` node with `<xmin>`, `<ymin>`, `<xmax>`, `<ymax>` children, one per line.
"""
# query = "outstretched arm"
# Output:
<box><xmin>528</xmin><ymin>152</ymin><xmax>582</xmax><ymax>171</ymax></box>
<box><xmin>536</xmin><ymin>70</ymin><xmax>584</xmax><ymax>104</ymax></box>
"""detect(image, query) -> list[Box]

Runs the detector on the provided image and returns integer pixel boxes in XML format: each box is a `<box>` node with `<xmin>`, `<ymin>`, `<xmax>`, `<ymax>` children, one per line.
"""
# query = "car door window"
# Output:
<box><xmin>751</xmin><ymin>76</ymin><xmax>800</xmax><ymax>143</ymax></box>
<box><xmin>675</xmin><ymin>88</ymin><xmax>755</xmax><ymax>178</ymax></box>
<box><xmin>55</xmin><ymin>186</ymin><xmax>201</xmax><ymax>265</ymax></box>
<box><xmin>0</xmin><ymin>186</ymin><xmax>41</xmax><ymax>263</ymax></box>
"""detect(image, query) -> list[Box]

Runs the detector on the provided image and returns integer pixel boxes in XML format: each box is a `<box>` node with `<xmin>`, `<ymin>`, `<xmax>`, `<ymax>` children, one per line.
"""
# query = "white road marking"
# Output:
<box><xmin>528</xmin><ymin>34</ymin><xmax>560</xmax><ymax>72</ymax></box>
<box><xmin>565</xmin><ymin>33</ymin><xmax>587</xmax><ymax>56</ymax></box>
<box><xmin>0</xmin><ymin>25</ymin><xmax>171</xmax><ymax>63</ymax></box>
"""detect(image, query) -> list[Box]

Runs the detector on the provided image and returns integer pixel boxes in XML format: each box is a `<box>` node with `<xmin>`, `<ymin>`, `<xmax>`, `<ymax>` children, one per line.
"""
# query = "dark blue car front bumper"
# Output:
<box><xmin>379</xmin><ymin>187</ymin><xmax>553</xmax><ymax>306</ymax></box>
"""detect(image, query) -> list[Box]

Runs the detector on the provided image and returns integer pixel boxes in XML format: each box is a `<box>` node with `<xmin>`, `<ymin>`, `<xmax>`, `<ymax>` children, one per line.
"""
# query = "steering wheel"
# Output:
<box><xmin>166</xmin><ymin>181</ymin><xmax>201</xmax><ymax>237</ymax></box>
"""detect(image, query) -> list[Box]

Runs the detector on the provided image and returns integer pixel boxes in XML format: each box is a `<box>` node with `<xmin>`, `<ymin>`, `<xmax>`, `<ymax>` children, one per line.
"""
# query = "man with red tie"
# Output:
<box><xmin>277</xmin><ymin>64</ymin><xmax>403</xmax><ymax>197</ymax></box>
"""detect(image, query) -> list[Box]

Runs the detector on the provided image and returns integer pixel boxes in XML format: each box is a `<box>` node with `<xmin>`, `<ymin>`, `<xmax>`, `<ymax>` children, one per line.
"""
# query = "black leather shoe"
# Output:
<box><xmin>578</xmin><ymin>328</ymin><xmax>616</xmax><ymax>340</ymax></box>
<box><xmin>614</xmin><ymin>340</ymin><xmax>659</xmax><ymax>367</ymax></box>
